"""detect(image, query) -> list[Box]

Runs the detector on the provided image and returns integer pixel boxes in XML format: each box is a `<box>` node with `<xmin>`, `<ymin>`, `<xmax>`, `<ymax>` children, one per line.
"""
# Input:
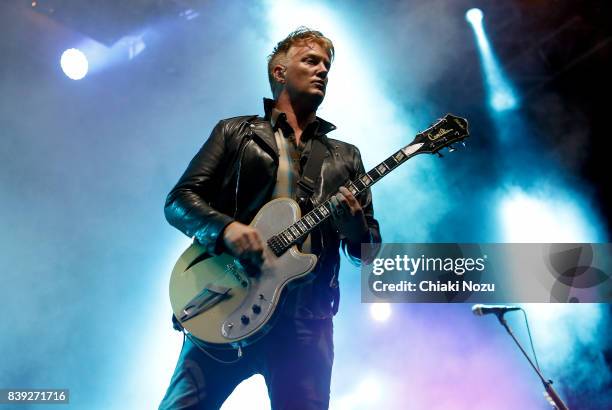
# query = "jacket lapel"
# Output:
<box><xmin>248</xmin><ymin>120</ymin><xmax>279</xmax><ymax>158</ymax></box>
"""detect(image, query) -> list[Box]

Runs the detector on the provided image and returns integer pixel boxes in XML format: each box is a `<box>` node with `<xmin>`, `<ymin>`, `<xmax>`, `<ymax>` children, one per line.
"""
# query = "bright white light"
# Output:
<box><xmin>60</xmin><ymin>48</ymin><xmax>89</xmax><ymax>80</ymax></box>
<box><xmin>370</xmin><ymin>303</ymin><xmax>391</xmax><ymax>322</ymax></box>
<box><xmin>221</xmin><ymin>375</ymin><xmax>271</xmax><ymax>410</ymax></box>
<box><xmin>498</xmin><ymin>186</ymin><xmax>602</xmax><ymax>242</ymax></box>
<box><xmin>465</xmin><ymin>8</ymin><xmax>483</xmax><ymax>24</ymax></box>
<box><xmin>491</xmin><ymin>90</ymin><xmax>518</xmax><ymax>111</ymax></box>
<box><xmin>333</xmin><ymin>375</ymin><xmax>385</xmax><ymax>410</ymax></box>
<box><xmin>357</xmin><ymin>376</ymin><xmax>383</xmax><ymax>401</ymax></box>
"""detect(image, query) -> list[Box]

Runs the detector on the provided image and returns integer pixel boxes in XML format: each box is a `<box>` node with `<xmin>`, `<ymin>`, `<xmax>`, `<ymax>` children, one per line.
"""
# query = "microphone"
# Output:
<box><xmin>472</xmin><ymin>304</ymin><xmax>521</xmax><ymax>316</ymax></box>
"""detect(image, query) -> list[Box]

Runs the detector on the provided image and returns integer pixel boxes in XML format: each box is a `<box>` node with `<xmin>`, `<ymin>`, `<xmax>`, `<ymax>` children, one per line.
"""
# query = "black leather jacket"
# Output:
<box><xmin>165</xmin><ymin>100</ymin><xmax>381</xmax><ymax>317</ymax></box>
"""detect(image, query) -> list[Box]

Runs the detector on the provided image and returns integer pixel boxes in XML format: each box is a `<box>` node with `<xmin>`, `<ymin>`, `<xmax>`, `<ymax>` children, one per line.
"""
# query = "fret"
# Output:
<box><xmin>318</xmin><ymin>204</ymin><xmax>330</xmax><ymax>217</ymax></box>
<box><xmin>284</xmin><ymin>230</ymin><xmax>294</xmax><ymax>241</ymax></box>
<box><xmin>354</xmin><ymin>179</ymin><xmax>366</xmax><ymax>191</ymax></box>
<box><xmin>271</xmin><ymin>237</ymin><xmax>285</xmax><ymax>252</ymax></box>
<box><xmin>376</xmin><ymin>163</ymin><xmax>388</xmax><ymax>176</ymax></box>
<box><xmin>297</xmin><ymin>221</ymin><xmax>307</xmax><ymax>232</ymax></box>
<box><xmin>267</xmin><ymin>237</ymin><xmax>276</xmax><ymax>249</ymax></box>
<box><xmin>384</xmin><ymin>157</ymin><xmax>397</xmax><ymax>169</ymax></box>
<box><xmin>367</xmin><ymin>169</ymin><xmax>379</xmax><ymax>181</ymax></box>
<box><xmin>347</xmin><ymin>182</ymin><xmax>359</xmax><ymax>196</ymax></box>
<box><xmin>360</xmin><ymin>174</ymin><xmax>373</xmax><ymax>187</ymax></box>
<box><xmin>305</xmin><ymin>215</ymin><xmax>316</xmax><ymax>226</ymax></box>
<box><xmin>290</xmin><ymin>226</ymin><xmax>300</xmax><ymax>237</ymax></box>
<box><xmin>311</xmin><ymin>210</ymin><xmax>321</xmax><ymax>222</ymax></box>
<box><xmin>275</xmin><ymin>234</ymin><xmax>287</xmax><ymax>247</ymax></box>
<box><xmin>393</xmin><ymin>150</ymin><xmax>405</xmax><ymax>162</ymax></box>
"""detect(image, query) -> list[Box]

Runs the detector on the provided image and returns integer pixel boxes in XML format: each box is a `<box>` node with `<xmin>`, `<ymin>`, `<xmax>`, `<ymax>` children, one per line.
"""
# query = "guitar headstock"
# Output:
<box><xmin>408</xmin><ymin>114</ymin><xmax>469</xmax><ymax>155</ymax></box>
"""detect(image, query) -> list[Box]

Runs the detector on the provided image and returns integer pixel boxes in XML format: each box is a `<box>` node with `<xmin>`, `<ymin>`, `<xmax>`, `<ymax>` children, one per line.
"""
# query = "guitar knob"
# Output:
<box><xmin>252</xmin><ymin>304</ymin><xmax>261</xmax><ymax>314</ymax></box>
<box><xmin>240</xmin><ymin>315</ymin><xmax>250</xmax><ymax>325</ymax></box>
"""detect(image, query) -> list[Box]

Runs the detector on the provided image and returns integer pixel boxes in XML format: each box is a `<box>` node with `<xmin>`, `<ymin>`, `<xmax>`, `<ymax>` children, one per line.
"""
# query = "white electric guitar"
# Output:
<box><xmin>168</xmin><ymin>114</ymin><xmax>469</xmax><ymax>348</ymax></box>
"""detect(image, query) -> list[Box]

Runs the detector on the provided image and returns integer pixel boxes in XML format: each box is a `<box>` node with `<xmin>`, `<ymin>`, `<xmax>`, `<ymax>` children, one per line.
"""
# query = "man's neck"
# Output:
<box><xmin>274</xmin><ymin>95</ymin><xmax>317</xmax><ymax>144</ymax></box>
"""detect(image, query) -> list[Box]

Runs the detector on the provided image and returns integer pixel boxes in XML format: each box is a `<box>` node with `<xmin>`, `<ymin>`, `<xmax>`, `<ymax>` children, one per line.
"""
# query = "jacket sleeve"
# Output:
<box><xmin>342</xmin><ymin>146</ymin><xmax>382</xmax><ymax>265</ymax></box>
<box><xmin>164</xmin><ymin>120</ymin><xmax>235</xmax><ymax>255</ymax></box>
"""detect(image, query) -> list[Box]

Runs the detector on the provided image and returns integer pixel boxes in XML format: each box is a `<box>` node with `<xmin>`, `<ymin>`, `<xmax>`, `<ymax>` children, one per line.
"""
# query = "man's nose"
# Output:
<box><xmin>316</xmin><ymin>63</ymin><xmax>328</xmax><ymax>79</ymax></box>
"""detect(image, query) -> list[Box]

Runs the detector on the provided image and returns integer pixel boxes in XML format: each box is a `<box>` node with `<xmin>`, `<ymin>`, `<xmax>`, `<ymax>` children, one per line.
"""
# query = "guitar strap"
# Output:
<box><xmin>295</xmin><ymin>137</ymin><xmax>327</xmax><ymax>208</ymax></box>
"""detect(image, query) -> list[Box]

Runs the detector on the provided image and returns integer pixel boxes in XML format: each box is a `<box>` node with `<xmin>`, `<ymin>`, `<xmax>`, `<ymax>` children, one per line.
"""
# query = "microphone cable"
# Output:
<box><xmin>519</xmin><ymin>307</ymin><xmax>541</xmax><ymax>372</ymax></box>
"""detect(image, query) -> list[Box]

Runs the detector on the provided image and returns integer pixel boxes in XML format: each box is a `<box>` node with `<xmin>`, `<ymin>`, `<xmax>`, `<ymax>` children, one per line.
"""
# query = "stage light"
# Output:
<box><xmin>357</xmin><ymin>376</ymin><xmax>383</xmax><ymax>401</ymax></box>
<box><xmin>465</xmin><ymin>8</ymin><xmax>483</xmax><ymax>24</ymax></box>
<box><xmin>491</xmin><ymin>90</ymin><xmax>518</xmax><ymax>112</ymax></box>
<box><xmin>466</xmin><ymin>7</ymin><xmax>519</xmax><ymax>112</ymax></box>
<box><xmin>60</xmin><ymin>48</ymin><xmax>88</xmax><ymax>80</ymax></box>
<box><xmin>498</xmin><ymin>186</ymin><xmax>601</xmax><ymax>242</ymax></box>
<box><xmin>370</xmin><ymin>303</ymin><xmax>391</xmax><ymax>322</ymax></box>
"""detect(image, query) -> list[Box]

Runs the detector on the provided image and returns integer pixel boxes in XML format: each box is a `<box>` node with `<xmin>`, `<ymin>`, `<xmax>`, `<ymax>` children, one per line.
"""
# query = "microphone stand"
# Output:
<box><xmin>496</xmin><ymin>313</ymin><xmax>569</xmax><ymax>410</ymax></box>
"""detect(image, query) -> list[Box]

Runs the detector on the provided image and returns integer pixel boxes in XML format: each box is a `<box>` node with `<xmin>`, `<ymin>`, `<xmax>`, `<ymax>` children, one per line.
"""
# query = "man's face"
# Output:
<box><xmin>282</xmin><ymin>41</ymin><xmax>331</xmax><ymax>105</ymax></box>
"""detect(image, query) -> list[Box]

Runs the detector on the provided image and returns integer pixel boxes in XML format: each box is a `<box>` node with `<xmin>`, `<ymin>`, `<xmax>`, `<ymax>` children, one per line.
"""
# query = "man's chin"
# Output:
<box><xmin>292</xmin><ymin>90</ymin><xmax>325</xmax><ymax>109</ymax></box>
<box><xmin>308</xmin><ymin>91</ymin><xmax>325</xmax><ymax>106</ymax></box>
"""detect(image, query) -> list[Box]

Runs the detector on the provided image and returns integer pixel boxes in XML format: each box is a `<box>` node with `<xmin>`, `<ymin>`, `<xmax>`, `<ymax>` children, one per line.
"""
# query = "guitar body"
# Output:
<box><xmin>169</xmin><ymin>198</ymin><xmax>317</xmax><ymax>348</ymax></box>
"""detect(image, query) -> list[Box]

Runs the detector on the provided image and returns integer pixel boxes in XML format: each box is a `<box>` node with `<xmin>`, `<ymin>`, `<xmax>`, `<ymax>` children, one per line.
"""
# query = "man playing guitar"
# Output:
<box><xmin>159</xmin><ymin>28</ymin><xmax>381</xmax><ymax>410</ymax></box>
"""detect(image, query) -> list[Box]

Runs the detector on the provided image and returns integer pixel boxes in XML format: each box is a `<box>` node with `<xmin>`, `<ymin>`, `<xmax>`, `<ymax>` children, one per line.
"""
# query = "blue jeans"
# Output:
<box><xmin>159</xmin><ymin>316</ymin><xmax>334</xmax><ymax>410</ymax></box>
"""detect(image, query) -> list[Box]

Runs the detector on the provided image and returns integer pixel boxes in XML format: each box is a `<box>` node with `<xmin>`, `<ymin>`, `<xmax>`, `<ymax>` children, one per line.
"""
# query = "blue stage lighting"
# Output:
<box><xmin>466</xmin><ymin>8</ymin><xmax>519</xmax><ymax>112</ymax></box>
<box><xmin>60</xmin><ymin>48</ymin><xmax>89</xmax><ymax>80</ymax></box>
<box><xmin>498</xmin><ymin>187</ymin><xmax>602</xmax><ymax>242</ymax></box>
<box><xmin>465</xmin><ymin>8</ymin><xmax>483</xmax><ymax>24</ymax></box>
<box><xmin>491</xmin><ymin>90</ymin><xmax>518</xmax><ymax>112</ymax></box>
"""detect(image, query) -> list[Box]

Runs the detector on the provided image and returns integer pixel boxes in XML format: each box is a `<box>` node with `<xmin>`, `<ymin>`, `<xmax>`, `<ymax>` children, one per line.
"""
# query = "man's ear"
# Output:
<box><xmin>273</xmin><ymin>65</ymin><xmax>286</xmax><ymax>84</ymax></box>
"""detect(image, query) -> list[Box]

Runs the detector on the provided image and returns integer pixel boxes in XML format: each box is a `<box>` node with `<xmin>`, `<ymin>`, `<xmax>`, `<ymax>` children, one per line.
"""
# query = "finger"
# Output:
<box><xmin>242</xmin><ymin>231</ymin><xmax>264</xmax><ymax>264</ymax></box>
<box><xmin>330</xmin><ymin>195</ymin><xmax>338</xmax><ymax>212</ymax></box>
<box><xmin>335</xmin><ymin>193</ymin><xmax>352</xmax><ymax>215</ymax></box>
<box><xmin>330</xmin><ymin>195</ymin><xmax>344</xmax><ymax>219</ymax></box>
<box><xmin>339</xmin><ymin>186</ymin><xmax>359</xmax><ymax>209</ymax></box>
<box><xmin>248</xmin><ymin>232</ymin><xmax>264</xmax><ymax>253</ymax></box>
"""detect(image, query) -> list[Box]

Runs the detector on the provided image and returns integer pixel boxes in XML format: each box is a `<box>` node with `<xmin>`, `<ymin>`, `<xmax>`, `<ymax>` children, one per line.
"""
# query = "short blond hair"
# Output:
<box><xmin>267</xmin><ymin>27</ymin><xmax>334</xmax><ymax>98</ymax></box>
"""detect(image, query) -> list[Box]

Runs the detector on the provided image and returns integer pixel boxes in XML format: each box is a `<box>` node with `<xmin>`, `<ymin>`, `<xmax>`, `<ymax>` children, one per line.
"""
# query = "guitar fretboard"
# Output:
<box><xmin>267</xmin><ymin>142</ymin><xmax>424</xmax><ymax>256</ymax></box>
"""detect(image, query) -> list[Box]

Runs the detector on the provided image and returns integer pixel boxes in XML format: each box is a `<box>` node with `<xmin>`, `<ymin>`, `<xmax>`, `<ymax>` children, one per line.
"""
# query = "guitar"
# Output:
<box><xmin>169</xmin><ymin>114</ymin><xmax>469</xmax><ymax>348</ymax></box>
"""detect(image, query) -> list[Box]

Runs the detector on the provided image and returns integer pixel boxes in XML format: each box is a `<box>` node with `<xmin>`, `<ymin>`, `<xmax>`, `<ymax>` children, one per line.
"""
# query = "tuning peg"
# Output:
<box><xmin>461</xmin><ymin>141</ymin><xmax>466</xmax><ymax>147</ymax></box>
<box><xmin>448</xmin><ymin>145</ymin><xmax>456</xmax><ymax>153</ymax></box>
<box><xmin>436</xmin><ymin>151</ymin><xmax>444</xmax><ymax>158</ymax></box>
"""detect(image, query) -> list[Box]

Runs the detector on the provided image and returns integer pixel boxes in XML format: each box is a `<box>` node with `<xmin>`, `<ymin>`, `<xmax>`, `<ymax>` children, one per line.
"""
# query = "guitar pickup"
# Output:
<box><xmin>179</xmin><ymin>284</ymin><xmax>231</xmax><ymax>322</ymax></box>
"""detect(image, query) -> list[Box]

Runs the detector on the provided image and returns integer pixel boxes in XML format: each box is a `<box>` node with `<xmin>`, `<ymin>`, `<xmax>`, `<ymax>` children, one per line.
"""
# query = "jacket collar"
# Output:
<box><xmin>248</xmin><ymin>98</ymin><xmax>337</xmax><ymax>158</ymax></box>
<box><xmin>263</xmin><ymin>98</ymin><xmax>337</xmax><ymax>136</ymax></box>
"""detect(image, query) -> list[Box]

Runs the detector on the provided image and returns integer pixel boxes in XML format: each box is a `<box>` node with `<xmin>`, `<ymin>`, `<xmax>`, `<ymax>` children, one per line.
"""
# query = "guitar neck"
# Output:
<box><xmin>266</xmin><ymin>141</ymin><xmax>425</xmax><ymax>256</ymax></box>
